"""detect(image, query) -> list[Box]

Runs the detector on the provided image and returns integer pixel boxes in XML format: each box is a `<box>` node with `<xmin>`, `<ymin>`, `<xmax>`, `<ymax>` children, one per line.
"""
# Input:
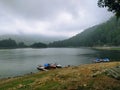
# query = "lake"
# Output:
<box><xmin>0</xmin><ymin>48</ymin><xmax>120</xmax><ymax>78</ymax></box>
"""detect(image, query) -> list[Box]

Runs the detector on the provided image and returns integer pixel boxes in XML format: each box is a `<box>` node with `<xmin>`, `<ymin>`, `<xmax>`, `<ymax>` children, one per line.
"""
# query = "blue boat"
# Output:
<box><xmin>93</xmin><ymin>58</ymin><xmax>110</xmax><ymax>63</ymax></box>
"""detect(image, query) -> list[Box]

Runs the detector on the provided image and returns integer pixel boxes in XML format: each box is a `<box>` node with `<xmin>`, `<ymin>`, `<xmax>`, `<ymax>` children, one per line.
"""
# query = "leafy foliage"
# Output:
<box><xmin>98</xmin><ymin>0</ymin><xmax>120</xmax><ymax>19</ymax></box>
<box><xmin>49</xmin><ymin>16</ymin><xmax>120</xmax><ymax>47</ymax></box>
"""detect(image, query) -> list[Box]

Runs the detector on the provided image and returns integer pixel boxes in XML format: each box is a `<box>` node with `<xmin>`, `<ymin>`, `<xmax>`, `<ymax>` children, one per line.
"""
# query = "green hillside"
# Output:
<box><xmin>49</xmin><ymin>16</ymin><xmax>120</xmax><ymax>47</ymax></box>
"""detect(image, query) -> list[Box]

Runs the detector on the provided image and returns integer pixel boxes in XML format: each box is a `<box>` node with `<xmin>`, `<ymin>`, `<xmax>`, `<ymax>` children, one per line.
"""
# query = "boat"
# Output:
<box><xmin>93</xmin><ymin>58</ymin><xmax>110</xmax><ymax>63</ymax></box>
<box><xmin>37</xmin><ymin>65</ymin><xmax>48</xmax><ymax>71</ymax></box>
<box><xmin>56</xmin><ymin>64</ymin><xmax>62</xmax><ymax>68</ymax></box>
<box><xmin>37</xmin><ymin>63</ymin><xmax>62</xmax><ymax>71</ymax></box>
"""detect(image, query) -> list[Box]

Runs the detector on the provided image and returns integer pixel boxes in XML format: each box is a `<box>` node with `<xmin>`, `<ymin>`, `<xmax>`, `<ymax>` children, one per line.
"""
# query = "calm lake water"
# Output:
<box><xmin>0</xmin><ymin>48</ymin><xmax>120</xmax><ymax>78</ymax></box>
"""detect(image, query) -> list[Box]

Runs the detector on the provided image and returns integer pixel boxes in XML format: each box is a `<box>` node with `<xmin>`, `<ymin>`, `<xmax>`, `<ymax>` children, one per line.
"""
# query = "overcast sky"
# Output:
<box><xmin>0</xmin><ymin>0</ymin><xmax>113</xmax><ymax>37</ymax></box>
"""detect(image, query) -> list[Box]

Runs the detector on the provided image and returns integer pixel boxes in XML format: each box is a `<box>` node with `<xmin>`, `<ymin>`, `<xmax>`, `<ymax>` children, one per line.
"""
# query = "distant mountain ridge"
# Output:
<box><xmin>49</xmin><ymin>16</ymin><xmax>120</xmax><ymax>47</ymax></box>
<box><xmin>0</xmin><ymin>34</ymin><xmax>67</xmax><ymax>45</ymax></box>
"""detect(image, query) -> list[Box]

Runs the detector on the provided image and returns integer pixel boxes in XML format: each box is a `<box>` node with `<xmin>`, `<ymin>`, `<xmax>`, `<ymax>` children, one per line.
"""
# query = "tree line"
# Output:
<box><xmin>0</xmin><ymin>38</ymin><xmax>47</xmax><ymax>49</ymax></box>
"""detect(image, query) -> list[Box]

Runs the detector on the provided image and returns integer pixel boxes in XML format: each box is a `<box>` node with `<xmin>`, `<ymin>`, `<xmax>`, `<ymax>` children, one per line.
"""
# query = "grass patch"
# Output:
<box><xmin>93</xmin><ymin>47</ymin><xmax>120</xmax><ymax>51</ymax></box>
<box><xmin>34</xmin><ymin>81</ymin><xmax>60</xmax><ymax>90</ymax></box>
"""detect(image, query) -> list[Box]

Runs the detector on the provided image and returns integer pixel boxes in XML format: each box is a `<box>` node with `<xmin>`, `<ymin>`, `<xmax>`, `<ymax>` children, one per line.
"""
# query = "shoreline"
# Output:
<box><xmin>0</xmin><ymin>61</ymin><xmax>120</xmax><ymax>90</ymax></box>
<box><xmin>93</xmin><ymin>46</ymin><xmax>120</xmax><ymax>50</ymax></box>
<box><xmin>0</xmin><ymin>61</ymin><xmax>118</xmax><ymax>79</ymax></box>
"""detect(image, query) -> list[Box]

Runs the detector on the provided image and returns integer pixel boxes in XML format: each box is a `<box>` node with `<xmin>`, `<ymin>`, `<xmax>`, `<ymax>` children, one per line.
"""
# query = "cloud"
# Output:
<box><xmin>0</xmin><ymin>0</ymin><xmax>113</xmax><ymax>37</ymax></box>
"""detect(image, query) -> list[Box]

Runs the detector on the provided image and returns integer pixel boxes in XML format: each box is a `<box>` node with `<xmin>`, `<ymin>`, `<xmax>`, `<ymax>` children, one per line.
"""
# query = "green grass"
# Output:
<box><xmin>93</xmin><ymin>47</ymin><xmax>120</xmax><ymax>50</ymax></box>
<box><xmin>109</xmin><ymin>48</ymin><xmax>120</xmax><ymax>50</ymax></box>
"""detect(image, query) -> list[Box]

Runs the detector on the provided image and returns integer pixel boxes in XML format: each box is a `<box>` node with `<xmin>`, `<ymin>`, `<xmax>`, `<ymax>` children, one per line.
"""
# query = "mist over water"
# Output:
<box><xmin>0</xmin><ymin>48</ymin><xmax>120</xmax><ymax>78</ymax></box>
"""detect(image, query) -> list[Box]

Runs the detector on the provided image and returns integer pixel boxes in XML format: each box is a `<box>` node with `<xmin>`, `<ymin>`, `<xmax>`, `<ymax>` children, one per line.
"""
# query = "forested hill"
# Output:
<box><xmin>0</xmin><ymin>38</ymin><xmax>47</xmax><ymax>49</ymax></box>
<box><xmin>49</xmin><ymin>16</ymin><xmax>120</xmax><ymax>47</ymax></box>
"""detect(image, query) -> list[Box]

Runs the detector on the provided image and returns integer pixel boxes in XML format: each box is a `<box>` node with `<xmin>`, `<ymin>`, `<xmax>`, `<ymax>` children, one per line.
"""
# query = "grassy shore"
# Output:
<box><xmin>0</xmin><ymin>62</ymin><xmax>120</xmax><ymax>90</ymax></box>
<box><xmin>93</xmin><ymin>46</ymin><xmax>120</xmax><ymax>50</ymax></box>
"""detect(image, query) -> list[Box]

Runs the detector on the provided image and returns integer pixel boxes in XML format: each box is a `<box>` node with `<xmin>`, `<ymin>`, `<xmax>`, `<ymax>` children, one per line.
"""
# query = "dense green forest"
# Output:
<box><xmin>0</xmin><ymin>39</ymin><xmax>18</xmax><ymax>48</ymax></box>
<box><xmin>30</xmin><ymin>42</ymin><xmax>47</xmax><ymax>48</ymax></box>
<box><xmin>49</xmin><ymin>16</ymin><xmax>120</xmax><ymax>47</ymax></box>
<box><xmin>0</xmin><ymin>38</ymin><xmax>47</xmax><ymax>49</ymax></box>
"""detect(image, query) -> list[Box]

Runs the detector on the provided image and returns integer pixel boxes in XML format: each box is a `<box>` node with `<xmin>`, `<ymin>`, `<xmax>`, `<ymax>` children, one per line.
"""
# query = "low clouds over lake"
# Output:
<box><xmin>0</xmin><ymin>0</ymin><xmax>113</xmax><ymax>37</ymax></box>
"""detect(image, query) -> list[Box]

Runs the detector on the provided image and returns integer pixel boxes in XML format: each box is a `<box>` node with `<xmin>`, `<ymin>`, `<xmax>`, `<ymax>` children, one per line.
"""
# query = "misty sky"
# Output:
<box><xmin>0</xmin><ymin>0</ymin><xmax>113</xmax><ymax>37</ymax></box>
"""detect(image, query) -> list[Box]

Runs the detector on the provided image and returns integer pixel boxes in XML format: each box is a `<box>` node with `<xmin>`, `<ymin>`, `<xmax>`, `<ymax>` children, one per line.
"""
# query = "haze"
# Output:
<box><xmin>0</xmin><ymin>0</ymin><xmax>113</xmax><ymax>38</ymax></box>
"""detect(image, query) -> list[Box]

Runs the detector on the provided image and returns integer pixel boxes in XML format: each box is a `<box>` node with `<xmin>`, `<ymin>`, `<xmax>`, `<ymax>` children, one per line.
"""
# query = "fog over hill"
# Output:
<box><xmin>0</xmin><ymin>34</ymin><xmax>67</xmax><ymax>45</ymax></box>
<box><xmin>49</xmin><ymin>16</ymin><xmax>120</xmax><ymax>47</ymax></box>
<box><xmin>0</xmin><ymin>0</ymin><xmax>113</xmax><ymax>45</ymax></box>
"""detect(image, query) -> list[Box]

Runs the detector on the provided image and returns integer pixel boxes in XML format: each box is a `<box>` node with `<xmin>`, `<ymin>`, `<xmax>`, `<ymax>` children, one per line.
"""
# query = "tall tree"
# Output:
<box><xmin>98</xmin><ymin>0</ymin><xmax>120</xmax><ymax>19</ymax></box>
